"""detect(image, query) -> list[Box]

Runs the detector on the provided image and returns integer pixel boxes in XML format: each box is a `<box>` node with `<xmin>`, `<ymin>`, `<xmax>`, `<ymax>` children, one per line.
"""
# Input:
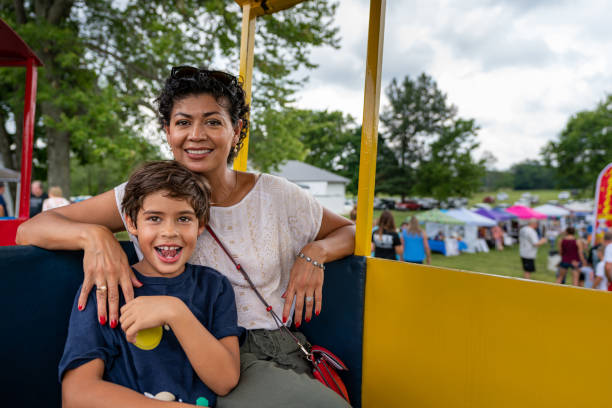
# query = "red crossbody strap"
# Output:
<box><xmin>205</xmin><ymin>225</ymin><xmax>309</xmax><ymax>354</ymax></box>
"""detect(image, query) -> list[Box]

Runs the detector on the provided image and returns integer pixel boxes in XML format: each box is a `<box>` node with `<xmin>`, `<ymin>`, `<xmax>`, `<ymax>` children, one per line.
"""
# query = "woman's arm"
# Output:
<box><xmin>62</xmin><ymin>359</ymin><xmax>194</xmax><ymax>408</ymax></box>
<box><xmin>120</xmin><ymin>296</ymin><xmax>240</xmax><ymax>396</ymax></box>
<box><xmin>283</xmin><ymin>208</ymin><xmax>355</xmax><ymax>327</ymax></box>
<box><xmin>16</xmin><ymin>190</ymin><xmax>141</xmax><ymax>327</ymax></box>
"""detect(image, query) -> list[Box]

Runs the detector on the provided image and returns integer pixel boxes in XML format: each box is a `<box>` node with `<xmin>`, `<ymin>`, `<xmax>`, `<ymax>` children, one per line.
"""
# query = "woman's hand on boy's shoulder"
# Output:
<box><xmin>119</xmin><ymin>296</ymin><xmax>185</xmax><ymax>343</ymax></box>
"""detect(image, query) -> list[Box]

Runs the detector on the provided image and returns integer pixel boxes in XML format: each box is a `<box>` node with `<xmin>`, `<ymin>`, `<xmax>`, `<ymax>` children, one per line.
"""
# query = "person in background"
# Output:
<box><xmin>491</xmin><ymin>223</ymin><xmax>504</xmax><ymax>251</ymax></box>
<box><xmin>349</xmin><ymin>204</ymin><xmax>357</xmax><ymax>222</ymax></box>
<box><xmin>603</xmin><ymin>231</ymin><xmax>612</xmax><ymax>289</ymax></box>
<box><xmin>371</xmin><ymin>210</ymin><xmax>402</xmax><ymax>260</ymax></box>
<box><xmin>519</xmin><ymin>219</ymin><xmax>547</xmax><ymax>280</ymax></box>
<box><xmin>401</xmin><ymin>216</ymin><xmax>431</xmax><ymax>264</ymax></box>
<box><xmin>43</xmin><ymin>186</ymin><xmax>71</xmax><ymax>211</ymax></box>
<box><xmin>29</xmin><ymin>180</ymin><xmax>48</xmax><ymax>217</ymax></box>
<box><xmin>556</xmin><ymin>226</ymin><xmax>586</xmax><ymax>286</ymax></box>
<box><xmin>592</xmin><ymin>245</ymin><xmax>608</xmax><ymax>291</ymax></box>
<box><xmin>0</xmin><ymin>182</ymin><xmax>8</xmax><ymax>217</ymax></box>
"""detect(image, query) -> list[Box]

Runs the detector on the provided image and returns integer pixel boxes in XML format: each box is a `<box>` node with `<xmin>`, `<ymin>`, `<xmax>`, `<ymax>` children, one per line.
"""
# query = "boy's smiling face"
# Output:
<box><xmin>126</xmin><ymin>190</ymin><xmax>205</xmax><ymax>278</ymax></box>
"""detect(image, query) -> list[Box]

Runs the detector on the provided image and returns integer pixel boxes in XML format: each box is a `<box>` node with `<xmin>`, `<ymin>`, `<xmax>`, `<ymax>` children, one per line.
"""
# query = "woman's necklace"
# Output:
<box><xmin>211</xmin><ymin>170</ymin><xmax>238</xmax><ymax>206</ymax></box>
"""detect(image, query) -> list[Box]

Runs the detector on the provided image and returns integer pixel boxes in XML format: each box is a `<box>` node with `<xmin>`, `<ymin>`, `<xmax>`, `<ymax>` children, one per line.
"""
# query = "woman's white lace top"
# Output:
<box><xmin>114</xmin><ymin>173</ymin><xmax>323</xmax><ymax>330</ymax></box>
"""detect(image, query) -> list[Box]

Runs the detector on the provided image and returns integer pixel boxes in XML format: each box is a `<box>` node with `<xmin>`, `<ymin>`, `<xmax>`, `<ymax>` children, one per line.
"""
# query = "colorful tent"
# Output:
<box><xmin>415</xmin><ymin>209</ymin><xmax>465</xmax><ymax>225</ymax></box>
<box><xmin>564</xmin><ymin>201</ymin><xmax>594</xmax><ymax>214</ymax></box>
<box><xmin>446</xmin><ymin>208</ymin><xmax>496</xmax><ymax>227</ymax></box>
<box><xmin>505</xmin><ymin>205</ymin><xmax>547</xmax><ymax>220</ymax></box>
<box><xmin>474</xmin><ymin>207</ymin><xmax>514</xmax><ymax>222</ymax></box>
<box><xmin>533</xmin><ymin>204</ymin><xmax>570</xmax><ymax>217</ymax></box>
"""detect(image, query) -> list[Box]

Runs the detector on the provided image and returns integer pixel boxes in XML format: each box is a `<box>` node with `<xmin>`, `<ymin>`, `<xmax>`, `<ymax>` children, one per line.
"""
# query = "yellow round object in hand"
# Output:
<box><xmin>134</xmin><ymin>326</ymin><xmax>163</xmax><ymax>350</ymax></box>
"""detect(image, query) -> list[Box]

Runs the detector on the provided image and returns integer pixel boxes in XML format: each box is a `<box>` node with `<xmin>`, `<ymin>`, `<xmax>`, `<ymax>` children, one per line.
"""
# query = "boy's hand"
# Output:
<box><xmin>119</xmin><ymin>296</ymin><xmax>184</xmax><ymax>343</ymax></box>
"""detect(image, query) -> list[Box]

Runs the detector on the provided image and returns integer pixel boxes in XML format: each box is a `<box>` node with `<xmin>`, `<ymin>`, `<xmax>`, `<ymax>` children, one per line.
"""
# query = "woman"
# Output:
<box><xmin>371</xmin><ymin>210</ymin><xmax>402</xmax><ymax>260</ymax></box>
<box><xmin>401</xmin><ymin>216</ymin><xmax>431</xmax><ymax>264</ymax></box>
<box><xmin>556</xmin><ymin>226</ymin><xmax>586</xmax><ymax>286</ymax></box>
<box><xmin>16</xmin><ymin>66</ymin><xmax>354</xmax><ymax>407</ymax></box>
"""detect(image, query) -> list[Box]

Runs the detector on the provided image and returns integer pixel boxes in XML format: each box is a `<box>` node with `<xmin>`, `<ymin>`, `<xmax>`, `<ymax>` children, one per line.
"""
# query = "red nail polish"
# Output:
<box><xmin>110</xmin><ymin>319</ymin><xmax>117</xmax><ymax>329</ymax></box>
<box><xmin>281</xmin><ymin>293</ymin><xmax>286</xmax><ymax>299</ymax></box>
<box><xmin>295</xmin><ymin>321</ymin><xmax>301</xmax><ymax>328</ymax></box>
<box><xmin>78</xmin><ymin>305</ymin><xmax>83</xmax><ymax>311</ymax></box>
<box><xmin>282</xmin><ymin>316</ymin><xmax>287</xmax><ymax>324</ymax></box>
<box><xmin>315</xmin><ymin>310</ymin><xmax>320</xmax><ymax>316</ymax></box>
<box><xmin>305</xmin><ymin>318</ymin><xmax>310</xmax><ymax>323</ymax></box>
<box><xmin>99</xmin><ymin>316</ymin><xmax>106</xmax><ymax>325</ymax></box>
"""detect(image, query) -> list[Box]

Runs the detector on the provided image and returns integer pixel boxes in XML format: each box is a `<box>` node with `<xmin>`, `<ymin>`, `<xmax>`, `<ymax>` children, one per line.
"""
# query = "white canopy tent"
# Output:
<box><xmin>534</xmin><ymin>204</ymin><xmax>571</xmax><ymax>217</ymax></box>
<box><xmin>446</xmin><ymin>208</ymin><xmax>496</xmax><ymax>253</ymax></box>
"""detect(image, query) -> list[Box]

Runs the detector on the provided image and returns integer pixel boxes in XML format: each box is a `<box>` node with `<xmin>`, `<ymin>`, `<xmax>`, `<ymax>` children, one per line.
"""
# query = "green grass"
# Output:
<box><xmin>430</xmin><ymin>243</ymin><xmax>558</xmax><ymax>283</ymax></box>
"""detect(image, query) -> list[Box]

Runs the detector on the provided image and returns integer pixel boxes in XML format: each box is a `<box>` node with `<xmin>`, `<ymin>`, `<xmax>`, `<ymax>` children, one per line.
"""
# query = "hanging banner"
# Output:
<box><xmin>593</xmin><ymin>162</ymin><xmax>612</xmax><ymax>245</ymax></box>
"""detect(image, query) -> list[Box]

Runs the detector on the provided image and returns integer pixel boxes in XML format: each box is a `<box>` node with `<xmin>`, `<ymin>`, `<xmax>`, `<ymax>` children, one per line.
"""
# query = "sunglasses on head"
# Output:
<box><xmin>170</xmin><ymin>66</ymin><xmax>236</xmax><ymax>84</ymax></box>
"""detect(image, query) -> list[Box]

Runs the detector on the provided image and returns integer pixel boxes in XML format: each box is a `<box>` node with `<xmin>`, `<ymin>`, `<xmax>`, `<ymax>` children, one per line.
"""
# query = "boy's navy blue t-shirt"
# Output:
<box><xmin>59</xmin><ymin>264</ymin><xmax>245</xmax><ymax>406</ymax></box>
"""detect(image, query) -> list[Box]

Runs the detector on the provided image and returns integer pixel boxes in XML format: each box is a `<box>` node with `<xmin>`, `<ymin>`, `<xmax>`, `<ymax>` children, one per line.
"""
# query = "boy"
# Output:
<box><xmin>59</xmin><ymin>161</ymin><xmax>243</xmax><ymax>407</ymax></box>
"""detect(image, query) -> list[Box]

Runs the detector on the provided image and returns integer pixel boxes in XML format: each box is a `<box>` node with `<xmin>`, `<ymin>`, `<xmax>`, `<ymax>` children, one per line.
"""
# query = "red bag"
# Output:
<box><xmin>310</xmin><ymin>345</ymin><xmax>350</xmax><ymax>402</ymax></box>
<box><xmin>206</xmin><ymin>226</ymin><xmax>351</xmax><ymax>404</ymax></box>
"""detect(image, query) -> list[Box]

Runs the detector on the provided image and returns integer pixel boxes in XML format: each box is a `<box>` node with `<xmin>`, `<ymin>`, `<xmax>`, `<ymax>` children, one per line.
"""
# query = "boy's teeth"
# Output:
<box><xmin>156</xmin><ymin>246</ymin><xmax>181</xmax><ymax>259</ymax></box>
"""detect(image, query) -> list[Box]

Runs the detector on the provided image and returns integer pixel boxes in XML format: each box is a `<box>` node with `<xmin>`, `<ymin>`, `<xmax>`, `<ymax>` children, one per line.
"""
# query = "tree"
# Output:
<box><xmin>380</xmin><ymin>73</ymin><xmax>456</xmax><ymax>198</ymax></box>
<box><xmin>414</xmin><ymin>119</ymin><xmax>486</xmax><ymax>200</ymax></box>
<box><xmin>511</xmin><ymin>160</ymin><xmax>555</xmax><ymax>190</ymax></box>
<box><xmin>380</xmin><ymin>73</ymin><xmax>484</xmax><ymax>200</ymax></box>
<box><xmin>482</xmin><ymin>170</ymin><xmax>514</xmax><ymax>191</ymax></box>
<box><xmin>248</xmin><ymin>108</ymin><xmax>308</xmax><ymax>172</ymax></box>
<box><xmin>0</xmin><ymin>0</ymin><xmax>339</xmax><ymax>195</ymax></box>
<box><xmin>542</xmin><ymin>94</ymin><xmax>612</xmax><ymax>190</ymax></box>
<box><xmin>374</xmin><ymin>133</ymin><xmax>405</xmax><ymax>197</ymax></box>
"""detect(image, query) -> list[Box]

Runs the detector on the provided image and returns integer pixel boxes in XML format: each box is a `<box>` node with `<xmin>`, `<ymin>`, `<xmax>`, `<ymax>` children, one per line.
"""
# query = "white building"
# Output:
<box><xmin>271</xmin><ymin>160</ymin><xmax>350</xmax><ymax>214</ymax></box>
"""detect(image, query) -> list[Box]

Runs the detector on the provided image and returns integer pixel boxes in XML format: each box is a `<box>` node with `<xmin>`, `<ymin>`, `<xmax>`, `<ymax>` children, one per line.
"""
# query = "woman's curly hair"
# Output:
<box><xmin>155</xmin><ymin>67</ymin><xmax>250</xmax><ymax>164</ymax></box>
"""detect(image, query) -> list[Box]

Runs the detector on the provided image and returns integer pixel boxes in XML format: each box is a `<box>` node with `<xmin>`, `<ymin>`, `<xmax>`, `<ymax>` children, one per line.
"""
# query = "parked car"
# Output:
<box><xmin>396</xmin><ymin>200</ymin><xmax>421</xmax><ymax>211</ymax></box>
<box><xmin>373</xmin><ymin>197</ymin><xmax>396</xmax><ymax>210</ymax></box>
<box><xmin>416</xmin><ymin>197</ymin><xmax>439</xmax><ymax>210</ymax></box>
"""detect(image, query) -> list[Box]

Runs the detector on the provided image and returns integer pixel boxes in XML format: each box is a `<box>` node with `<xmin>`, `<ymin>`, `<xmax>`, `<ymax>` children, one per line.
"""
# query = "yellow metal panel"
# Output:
<box><xmin>234</xmin><ymin>0</ymin><xmax>306</xmax><ymax>16</ymax></box>
<box><xmin>362</xmin><ymin>258</ymin><xmax>612</xmax><ymax>407</ymax></box>
<box><xmin>355</xmin><ymin>0</ymin><xmax>386</xmax><ymax>256</ymax></box>
<box><xmin>234</xmin><ymin>2</ymin><xmax>257</xmax><ymax>172</ymax></box>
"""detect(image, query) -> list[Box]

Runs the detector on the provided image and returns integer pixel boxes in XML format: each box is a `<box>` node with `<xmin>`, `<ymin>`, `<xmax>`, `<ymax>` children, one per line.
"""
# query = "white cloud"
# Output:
<box><xmin>291</xmin><ymin>0</ymin><xmax>612</xmax><ymax>170</ymax></box>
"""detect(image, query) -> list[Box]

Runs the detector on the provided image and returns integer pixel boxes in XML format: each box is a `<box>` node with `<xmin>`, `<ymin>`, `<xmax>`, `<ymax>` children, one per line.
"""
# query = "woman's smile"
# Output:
<box><xmin>166</xmin><ymin>93</ymin><xmax>239</xmax><ymax>176</ymax></box>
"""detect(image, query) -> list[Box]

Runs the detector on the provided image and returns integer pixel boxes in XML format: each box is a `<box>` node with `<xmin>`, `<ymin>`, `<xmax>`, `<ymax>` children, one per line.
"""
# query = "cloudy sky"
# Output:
<box><xmin>292</xmin><ymin>0</ymin><xmax>612</xmax><ymax>170</ymax></box>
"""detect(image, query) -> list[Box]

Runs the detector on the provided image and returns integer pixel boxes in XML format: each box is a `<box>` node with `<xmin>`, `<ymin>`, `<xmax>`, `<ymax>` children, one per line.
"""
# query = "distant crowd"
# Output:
<box><xmin>365</xmin><ymin>206</ymin><xmax>612</xmax><ymax>293</ymax></box>
<box><xmin>0</xmin><ymin>180</ymin><xmax>71</xmax><ymax>218</ymax></box>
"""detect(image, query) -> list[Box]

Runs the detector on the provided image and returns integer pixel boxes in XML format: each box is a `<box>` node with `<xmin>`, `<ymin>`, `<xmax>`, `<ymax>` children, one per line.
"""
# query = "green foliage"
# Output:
<box><xmin>542</xmin><ymin>94</ymin><xmax>612</xmax><ymax>190</ymax></box>
<box><xmin>375</xmin><ymin>133</ymin><xmax>406</xmax><ymax>196</ymax></box>
<box><xmin>414</xmin><ymin>119</ymin><xmax>486</xmax><ymax>200</ymax></box>
<box><xmin>0</xmin><ymin>0</ymin><xmax>340</xmax><ymax>195</ymax></box>
<box><xmin>380</xmin><ymin>73</ymin><xmax>484</xmax><ymax>200</ymax></box>
<box><xmin>482</xmin><ymin>170</ymin><xmax>514</xmax><ymax>191</ymax></box>
<box><xmin>249</xmin><ymin>108</ymin><xmax>308</xmax><ymax>172</ymax></box>
<box><xmin>511</xmin><ymin>160</ymin><xmax>556</xmax><ymax>190</ymax></box>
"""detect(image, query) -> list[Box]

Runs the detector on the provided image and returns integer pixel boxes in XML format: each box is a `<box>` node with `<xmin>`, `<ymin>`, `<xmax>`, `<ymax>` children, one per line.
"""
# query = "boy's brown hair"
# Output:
<box><xmin>121</xmin><ymin>160</ymin><xmax>210</xmax><ymax>227</ymax></box>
